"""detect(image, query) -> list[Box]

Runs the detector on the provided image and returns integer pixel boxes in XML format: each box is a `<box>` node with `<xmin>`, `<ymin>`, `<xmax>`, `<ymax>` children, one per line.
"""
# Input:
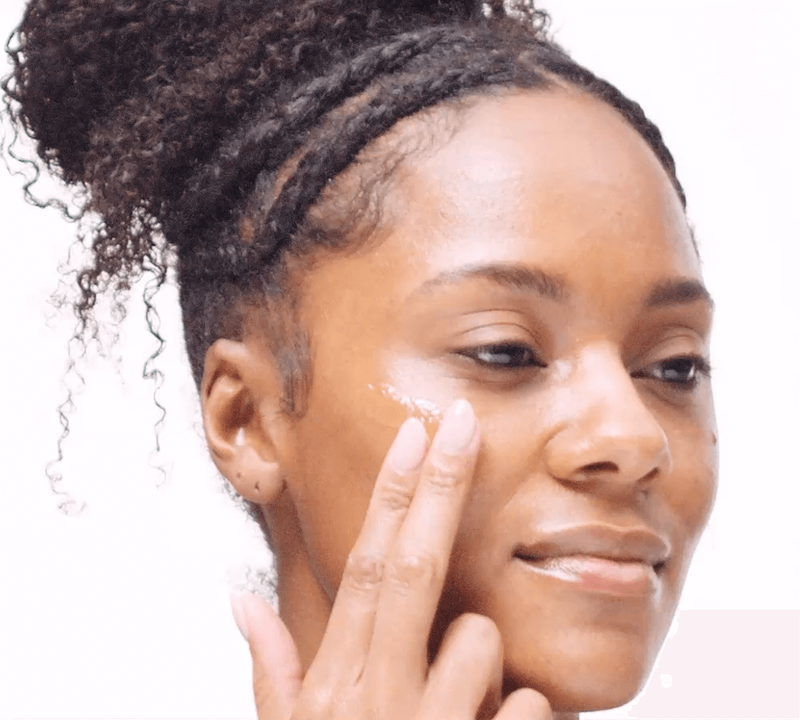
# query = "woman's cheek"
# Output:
<box><xmin>288</xmin><ymin>374</ymin><xmax>451</xmax><ymax>595</ymax></box>
<box><xmin>284</xmin><ymin>403</ymin><xmax>384</xmax><ymax>596</ymax></box>
<box><xmin>663</xmin><ymin>388</ymin><xmax>718</xmax><ymax>532</ymax></box>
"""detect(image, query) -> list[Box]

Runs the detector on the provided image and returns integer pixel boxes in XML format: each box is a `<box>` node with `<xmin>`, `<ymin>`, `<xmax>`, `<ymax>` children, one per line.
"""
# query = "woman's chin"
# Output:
<box><xmin>508</xmin><ymin>672</ymin><xmax>645</xmax><ymax>713</ymax></box>
<box><xmin>502</xmin><ymin>633</ymin><xmax>657</xmax><ymax>712</ymax></box>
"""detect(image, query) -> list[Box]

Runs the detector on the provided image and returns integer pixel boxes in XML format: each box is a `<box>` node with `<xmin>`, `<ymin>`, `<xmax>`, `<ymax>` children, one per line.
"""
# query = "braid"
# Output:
<box><xmin>170</xmin><ymin>25</ymin><xmax>479</xmax><ymax>246</ymax></box>
<box><xmin>254</xmin><ymin>53</ymin><xmax>549</xmax><ymax>270</ymax></box>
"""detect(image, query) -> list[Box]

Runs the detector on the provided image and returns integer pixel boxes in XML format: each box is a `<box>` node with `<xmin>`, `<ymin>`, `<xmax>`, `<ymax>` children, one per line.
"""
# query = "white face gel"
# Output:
<box><xmin>550</xmin><ymin>359</ymin><xmax>574</xmax><ymax>384</ymax></box>
<box><xmin>367</xmin><ymin>383</ymin><xmax>445</xmax><ymax>421</ymax></box>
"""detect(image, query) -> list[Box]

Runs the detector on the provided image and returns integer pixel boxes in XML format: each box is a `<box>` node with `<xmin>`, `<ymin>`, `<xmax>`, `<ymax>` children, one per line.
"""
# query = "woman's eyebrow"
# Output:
<box><xmin>645</xmin><ymin>279</ymin><xmax>715</xmax><ymax>310</ymax></box>
<box><xmin>409</xmin><ymin>265</ymin><xmax>713</xmax><ymax>311</ymax></box>
<box><xmin>409</xmin><ymin>263</ymin><xmax>568</xmax><ymax>302</ymax></box>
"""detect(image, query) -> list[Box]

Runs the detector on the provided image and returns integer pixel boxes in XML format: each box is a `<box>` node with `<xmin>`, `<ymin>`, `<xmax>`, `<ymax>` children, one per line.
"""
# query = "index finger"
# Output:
<box><xmin>369</xmin><ymin>399</ymin><xmax>480</xmax><ymax>678</ymax></box>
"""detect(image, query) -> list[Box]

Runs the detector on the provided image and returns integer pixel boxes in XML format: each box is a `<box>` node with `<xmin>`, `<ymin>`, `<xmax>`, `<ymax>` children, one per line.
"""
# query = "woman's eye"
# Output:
<box><xmin>636</xmin><ymin>355</ymin><xmax>712</xmax><ymax>389</ymax></box>
<box><xmin>457</xmin><ymin>344</ymin><xmax>544</xmax><ymax>369</ymax></box>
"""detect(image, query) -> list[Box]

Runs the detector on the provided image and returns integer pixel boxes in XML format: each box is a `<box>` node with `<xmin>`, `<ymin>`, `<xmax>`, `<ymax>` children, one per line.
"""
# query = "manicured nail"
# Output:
<box><xmin>436</xmin><ymin>400</ymin><xmax>477</xmax><ymax>454</ymax></box>
<box><xmin>230</xmin><ymin>593</ymin><xmax>250</xmax><ymax>642</ymax></box>
<box><xmin>387</xmin><ymin>418</ymin><xmax>428</xmax><ymax>472</ymax></box>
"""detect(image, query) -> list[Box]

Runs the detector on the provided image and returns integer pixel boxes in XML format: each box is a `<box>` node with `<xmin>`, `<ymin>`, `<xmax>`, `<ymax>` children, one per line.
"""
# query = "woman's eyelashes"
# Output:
<box><xmin>633</xmin><ymin>355</ymin><xmax>712</xmax><ymax>390</ymax></box>
<box><xmin>455</xmin><ymin>343</ymin><xmax>546</xmax><ymax>370</ymax></box>
<box><xmin>452</xmin><ymin>343</ymin><xmax>711</xmax><ymax>392</ymax></box>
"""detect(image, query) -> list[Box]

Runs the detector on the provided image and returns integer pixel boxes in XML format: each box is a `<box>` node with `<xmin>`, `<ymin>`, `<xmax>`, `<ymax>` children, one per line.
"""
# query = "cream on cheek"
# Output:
<box><xmin>367</xmin><ymin>382</ymin><xmax>445</xmax><ymax>422</ymax></box>
<box><xmin>363</xmin><ymin>357</ymin><xmax>577</xmax><ymax>443</ymax></box>
<box><xmin>356</xmin><ymin>353</ymin><xmax>457</xmax><ymax>437</ymax></box>
<box><xmin>549</xmin><ymin>358</ymin><xmax>574</xmax><ymax>384</ymax></box>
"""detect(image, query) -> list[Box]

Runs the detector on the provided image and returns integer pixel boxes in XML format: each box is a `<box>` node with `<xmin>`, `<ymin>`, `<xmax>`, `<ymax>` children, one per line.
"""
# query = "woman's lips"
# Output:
<box><xmin>515</xmin><ymin>554</ymin><xmax>661</xmax><ymax>597</ymax></box>
<box><xmin>513</xmin><ymin>523</ymin><xmax>670</xmax><ymax>597</ymax></box>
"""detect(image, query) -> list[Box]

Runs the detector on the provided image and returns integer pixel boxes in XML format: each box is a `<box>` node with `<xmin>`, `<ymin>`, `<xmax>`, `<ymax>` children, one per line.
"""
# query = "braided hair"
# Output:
<box><xmin>3</xmin><ymin>0</ymin><xmax>686</xmax><ymax>416</ymax></box>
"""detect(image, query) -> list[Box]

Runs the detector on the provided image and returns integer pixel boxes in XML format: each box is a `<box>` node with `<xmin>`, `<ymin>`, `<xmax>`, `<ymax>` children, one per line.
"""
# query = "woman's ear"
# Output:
<box><xmin>201</xmin><ymin>338</ymin><xmax>286</xmax><ymax>505</ymax></box>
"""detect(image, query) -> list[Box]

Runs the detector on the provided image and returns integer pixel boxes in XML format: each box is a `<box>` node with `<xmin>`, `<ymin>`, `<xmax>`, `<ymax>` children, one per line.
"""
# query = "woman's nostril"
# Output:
<box><xmin>581</xmin><ymin>461</ymin><xmax>618</xmax><ymax>474</ymax></box>
<box><xmin>642</xmin><ymin>467</ymin><xmax>659</xmax><ymax>483</ymax></box>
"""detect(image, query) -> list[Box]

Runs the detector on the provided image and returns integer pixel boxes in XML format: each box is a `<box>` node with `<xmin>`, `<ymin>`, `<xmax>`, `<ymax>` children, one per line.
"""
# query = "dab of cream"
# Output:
<box><xmin>368</xmin><ymin>383</ymin><xmax>444</xmax><ymax>421</ymax></box>
<box><xmin>550</xmin><ymin>359</ymin><xmax>573</xmax><ymax>383</ymax></box>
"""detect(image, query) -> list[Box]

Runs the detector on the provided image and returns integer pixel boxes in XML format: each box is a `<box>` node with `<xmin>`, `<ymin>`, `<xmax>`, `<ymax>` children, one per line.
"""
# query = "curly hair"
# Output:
<box><xmin>3</xmin><ymin>0</ymin><xmax>686</xmax><ymax>419</ymax></box>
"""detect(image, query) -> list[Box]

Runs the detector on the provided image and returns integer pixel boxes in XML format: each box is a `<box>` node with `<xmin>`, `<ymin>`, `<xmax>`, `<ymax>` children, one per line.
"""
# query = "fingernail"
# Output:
<box><xmin>230</xmin><ymin>593</ymin><xmax>250</xmax><ymax>642</ymax></box>
<box><xmin>386</xmin><ymin>418</ymin><xmax>428</xmax><ymax>472</ymax></box>
<box><xmin>436</xmin><ymin>400</ymin><xmax>477</xmax><ymax>454</ymax></box>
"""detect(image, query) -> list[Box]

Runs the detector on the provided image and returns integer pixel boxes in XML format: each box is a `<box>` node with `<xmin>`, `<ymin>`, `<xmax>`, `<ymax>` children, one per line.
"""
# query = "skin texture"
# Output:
<box><xmin>203</xmin><ymin>88</ymin><xmax>718</xmax><ymax>716</ymax></box>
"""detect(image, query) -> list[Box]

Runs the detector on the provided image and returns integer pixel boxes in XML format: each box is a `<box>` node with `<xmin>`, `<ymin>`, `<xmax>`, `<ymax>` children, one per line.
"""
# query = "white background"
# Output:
<box><xmin>1</xmin><ymin>1</ymin><xmax>798</xmax><ymax>718</ymax></box>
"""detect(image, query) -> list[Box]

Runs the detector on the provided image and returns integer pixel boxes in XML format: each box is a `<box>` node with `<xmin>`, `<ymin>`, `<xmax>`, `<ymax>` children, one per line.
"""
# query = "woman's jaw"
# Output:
<box><xmin>219</xmin><ymin>88</ymin><xmax>718</xmax><ymax>714</ymax></box>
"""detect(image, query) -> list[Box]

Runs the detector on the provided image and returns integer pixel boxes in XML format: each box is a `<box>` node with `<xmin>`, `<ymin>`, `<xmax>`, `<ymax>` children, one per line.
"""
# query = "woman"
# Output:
<box><xmin>3</xmin><ymin>1</ymin><xmax>720</xmax><ymax>717</ymax></box>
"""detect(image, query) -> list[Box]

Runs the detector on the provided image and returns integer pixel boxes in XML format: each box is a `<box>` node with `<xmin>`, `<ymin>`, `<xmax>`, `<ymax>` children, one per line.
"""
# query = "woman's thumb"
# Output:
<box><xmin>231</xmin><ymin>593</ymin><xmax>302</xmax><ymax>720</ymax></box>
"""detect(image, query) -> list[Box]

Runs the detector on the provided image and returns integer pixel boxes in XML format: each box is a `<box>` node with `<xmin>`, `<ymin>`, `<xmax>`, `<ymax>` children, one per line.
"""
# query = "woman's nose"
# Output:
<box><xmin>544</xmin><ymin>349</ymin><xmax>672</xmax><ymax>491</ymax></box>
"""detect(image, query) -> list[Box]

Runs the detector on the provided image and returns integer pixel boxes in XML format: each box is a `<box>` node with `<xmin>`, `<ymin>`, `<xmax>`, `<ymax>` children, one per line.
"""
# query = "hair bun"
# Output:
<box><xmin>7</xmin><ymin>0</ymin><xmax>489</xmax><ymax>192</ymax></box>
<box><xmin>8</xmin><ymin>1</ymin><xmax>188</xmax><ymax>181</ymax></box>
<box><xmin>370</xmin><ymin>0</ymin><xmax>482</xmax><ymax>18</ymax></box>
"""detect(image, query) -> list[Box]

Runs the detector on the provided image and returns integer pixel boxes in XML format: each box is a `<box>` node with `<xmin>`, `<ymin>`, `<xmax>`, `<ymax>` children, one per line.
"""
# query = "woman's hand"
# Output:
<box><xmin>230</xmin><ymin>400</ymin><xmax>553</xmax><ymax>719</ymax></box>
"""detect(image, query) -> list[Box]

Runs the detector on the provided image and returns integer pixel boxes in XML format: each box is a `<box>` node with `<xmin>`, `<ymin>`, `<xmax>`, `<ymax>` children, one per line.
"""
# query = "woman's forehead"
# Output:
<box><xmin>392</xmin><ymin>89</ymin><xmax>682</xmax><ymax>220</ymax></box>
<box><xmin>363</xmin><ymin>89</ymin><xmax>700</xmax><ymax>289</ymax></box>
<box><xmin>297</xmin><ymin>90</ymin><xmax>706</xmax><ymax>348</ymax></box>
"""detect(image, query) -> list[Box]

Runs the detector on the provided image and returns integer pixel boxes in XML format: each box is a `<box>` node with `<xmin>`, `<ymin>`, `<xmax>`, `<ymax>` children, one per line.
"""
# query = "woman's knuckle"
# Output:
<box><xmin>377</xmin><ymin>476</ymin><xmax>415</xmax><ymax>513</ymax></box>
<box><xmin>342</xmin><ymin>552</ymin><xmax>385</xmax><ymax>592</ymax></box>
<box><xmin>386</xmin><ymin>552</ymin><xmax>439</xmax><ymax>593</ymax></box>
<box><xmin>425</xmin><ymin>456</ymin><xmax>465</xmax><ymax>494</ymax></box>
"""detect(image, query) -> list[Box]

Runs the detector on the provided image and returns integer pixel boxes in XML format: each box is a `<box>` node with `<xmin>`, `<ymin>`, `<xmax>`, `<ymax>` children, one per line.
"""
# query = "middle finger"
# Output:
<box><xmin>370</xmin><ymin>399</ymin><xmax>480</xmax><ymax>681</ymax></box>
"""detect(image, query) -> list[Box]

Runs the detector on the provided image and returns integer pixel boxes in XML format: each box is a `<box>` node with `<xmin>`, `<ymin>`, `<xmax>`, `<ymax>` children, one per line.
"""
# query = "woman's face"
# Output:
<box><xmin>266</xmin><ymin>89</ymin><xmax>717</xmax><ymax>711</ymax></box>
